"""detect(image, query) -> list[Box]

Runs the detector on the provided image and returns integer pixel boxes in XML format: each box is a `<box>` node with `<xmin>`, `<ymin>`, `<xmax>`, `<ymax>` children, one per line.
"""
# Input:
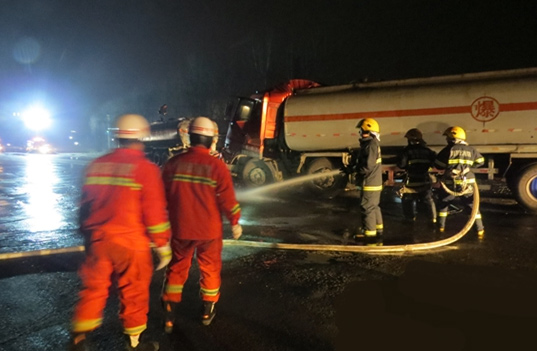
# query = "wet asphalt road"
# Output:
<box><xmin>0</xmin><ymin>152</ymin><xmax>536</xmax><ymax>351</ymax></box>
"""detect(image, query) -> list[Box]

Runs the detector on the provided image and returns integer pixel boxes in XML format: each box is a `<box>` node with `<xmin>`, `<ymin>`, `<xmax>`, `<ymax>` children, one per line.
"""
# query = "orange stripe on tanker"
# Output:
<box><xmin>284</xmin><ymin>101</ymin><xmax>537</xmax><ymax>123</ymax></box>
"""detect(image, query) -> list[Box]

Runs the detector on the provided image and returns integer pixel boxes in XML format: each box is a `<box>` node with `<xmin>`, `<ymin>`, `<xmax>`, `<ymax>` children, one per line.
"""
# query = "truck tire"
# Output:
<box><xmin>512</xmin><ymin>163</ymin><xmax>537</xmax><ymax>213</ymax></box>
<box><xmin>305</xmin><ymin>158</ymin><xmax>345</xmax><ymax>196</ymax></box>
<box><xmin>242</xmin><ymin>159</ymin><xmax>275</xmax><ymax>188</ymax></box>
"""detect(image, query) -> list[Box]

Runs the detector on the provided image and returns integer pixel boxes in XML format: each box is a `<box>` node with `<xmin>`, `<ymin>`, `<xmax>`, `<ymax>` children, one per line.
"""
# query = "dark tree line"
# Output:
<box><xmin>2</xmin><ymin>1</ymin><xmax>537</xmax><ymax>150</ymax></box>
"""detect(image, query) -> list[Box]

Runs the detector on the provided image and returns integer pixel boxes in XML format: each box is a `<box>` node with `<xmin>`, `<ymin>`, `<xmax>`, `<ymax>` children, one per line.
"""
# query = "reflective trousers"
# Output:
<box><xmin>360</xmin><ymin>190</ymin><xmax>383</xmax><ymax>236</ymax></box>
<box><xmin>162</xmin><ymin>239</ymin><xmax>223</xmax><ymax>303</ymax></box>
<box><xmin>72</xmin><ymin>240</ymin><xmax>153</xmax><ymax>336</ymax></box>
<box><xmin>402</xmin><ymin>188</ymin><xmax>436</xmax><ymax>222</ymax></box>
<box><xmin>437</xmin><ymin>190</ymin><xmax>484</xmax><ymax>231</ymax></box>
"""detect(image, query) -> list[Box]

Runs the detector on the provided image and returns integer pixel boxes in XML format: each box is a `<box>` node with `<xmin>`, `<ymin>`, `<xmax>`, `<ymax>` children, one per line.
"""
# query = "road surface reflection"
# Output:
<box><xmin>20</xmin><ymin>155</ymin><xmax>64</xmax><ymax>232</ymax></box>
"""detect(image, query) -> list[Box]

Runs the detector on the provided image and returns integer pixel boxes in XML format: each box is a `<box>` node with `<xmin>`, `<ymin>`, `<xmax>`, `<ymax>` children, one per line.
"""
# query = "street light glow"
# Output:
<box><xmin>21</xmin><ymin>105</ymin><xmax>51</xmax><ymax>131</ymax></box>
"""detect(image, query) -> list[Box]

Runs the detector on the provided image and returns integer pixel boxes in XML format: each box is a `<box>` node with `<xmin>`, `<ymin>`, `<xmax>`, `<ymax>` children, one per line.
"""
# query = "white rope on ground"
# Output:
<box><xmin>0</xmin><ymin>185</ymin><xmax>479</xmax><ymax>260</ymax></box>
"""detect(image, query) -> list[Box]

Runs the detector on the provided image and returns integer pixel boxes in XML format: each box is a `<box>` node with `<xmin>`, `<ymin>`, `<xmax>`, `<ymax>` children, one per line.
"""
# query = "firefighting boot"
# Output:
<box><xmin>70</xmin><ymin>333</ymin><xmax>92</xmax><ymax>351</ymax></box>
<box><xmin>475</xmin><ymin>214</ymin><xmax>485</xmax><ymax>238</ymax></box>
<box><xmin>376</xmin><ymin>224</ymin><xmax>383</xmax><ymax>236</ymax></box>
<box><xmin>353</xmin><ymin>228</ymin><xmax>365</xmax><ymax>240</ymax></box>
<box><xmin>364</xmin><ymin>236</ymin><xmax>383</xmax><ymax>247</ymax></box>
<box><xmin>438</xmin><ymin>212</ymin><xmax>447</xmax><ymax>233</ymax></box>
<box><xmin>163</xmin><ymin>301</ymin><xmax>177</xmax><ymax>334</ymax></box>
<box><xmin>124</xmin><ymin>334</ymin><xmax>159</xmax><ymax>351</ymax></box>
<box><xmin>201</xmin><ymin>301</ymin><xmax>216</xmax><ymax>326</ymax></box>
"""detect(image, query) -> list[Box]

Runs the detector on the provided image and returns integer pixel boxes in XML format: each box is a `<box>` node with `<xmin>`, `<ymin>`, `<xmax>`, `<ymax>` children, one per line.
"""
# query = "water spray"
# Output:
<box><xmin>234</xmin><ymin>182</ymin><xmax>479</xmax><ymax>253</ymax></box>
<box><xmin>237</xmin><ymin>169</ymin><xmax>341</xmax><ymax>201</ymax></box>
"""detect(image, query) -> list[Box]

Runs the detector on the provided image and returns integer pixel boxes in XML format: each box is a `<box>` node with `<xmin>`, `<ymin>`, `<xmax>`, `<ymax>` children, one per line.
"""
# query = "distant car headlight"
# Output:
<box><xmin>38</xmin><ymin>144</ymin><xmax>52</xmax><ymax>154</ymax></box>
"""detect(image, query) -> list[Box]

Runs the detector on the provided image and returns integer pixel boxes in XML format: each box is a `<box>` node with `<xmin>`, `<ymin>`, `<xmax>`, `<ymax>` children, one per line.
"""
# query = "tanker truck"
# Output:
<box><xmin>221</xmin><ymin>68</ymin><xmax>537</xmax><ymax>213</ymax></box>
<box><xmin>142</xmin><ymin>105</ymin><xmax>220</xmax><ymax>166</ymax></box>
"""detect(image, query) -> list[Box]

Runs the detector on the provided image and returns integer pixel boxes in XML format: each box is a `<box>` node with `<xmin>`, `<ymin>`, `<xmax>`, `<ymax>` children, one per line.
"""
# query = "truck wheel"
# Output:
<box><xmin>242</xmin><ymin>159</ymin><xmax>275</xmax><ymax>188</ymax></box>
<box><xmin>305</xmin><ymin>158</ymin><xmax>345</xmax><ymax>195</ymax></box>
<box><xmin>512</xmin><ymin>163</ymin><xmax>537</xmax><ymax>213</ymax></box>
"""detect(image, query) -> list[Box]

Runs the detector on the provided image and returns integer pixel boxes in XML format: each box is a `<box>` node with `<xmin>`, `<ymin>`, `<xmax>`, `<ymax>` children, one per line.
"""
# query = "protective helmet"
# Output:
<box><xmin>115</xmin><ymin>114</ymin><xmax>150</xmax><ymax>139</ymax></box>
<box><xmin>356</xmin><ymin>118</ymin><xmax>380</xmax><ymax>133</ymax></box>
<box><xmin>404</xmin><ymin>128</ymin><xmax>423</xmax><ymax>141</ymax></box>
<box><xmin>443</xmin><ymin>126</ymin><xmax>466</xmax><ymax>141</ymax></box>
<box><xmin>189</xmin><ymin>116</ymin><xmax>216</xmax><ymax>137</ymax></box>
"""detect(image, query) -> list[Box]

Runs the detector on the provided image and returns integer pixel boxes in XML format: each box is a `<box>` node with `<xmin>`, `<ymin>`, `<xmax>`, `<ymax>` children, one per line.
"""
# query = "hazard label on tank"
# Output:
<box><xmin>471</xmin><ymin>96</ymin><xmax>500</xmax><ymax>122</ymax></box>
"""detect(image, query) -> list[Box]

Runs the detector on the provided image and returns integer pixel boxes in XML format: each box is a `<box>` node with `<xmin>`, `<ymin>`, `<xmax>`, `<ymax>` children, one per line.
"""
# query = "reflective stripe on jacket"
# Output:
<box><xmin>434</xmin><ymin>141</ymin><xmax>484</xmax><ymax>182</ymax></box>
<box><xmin>162</xmin><ymin>146</ymin><xmax>241</xmax><ymax>240</ymax></box>
<box><xmin>79</xmin><ymin>148</ymin><xmax>171</xmax><ymax>249</ymax></box>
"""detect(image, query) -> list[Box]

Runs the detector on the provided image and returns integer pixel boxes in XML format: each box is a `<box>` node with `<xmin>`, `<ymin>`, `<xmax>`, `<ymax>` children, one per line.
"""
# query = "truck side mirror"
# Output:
<box><xmin>159</xmin><ymin>104</ymin><xmax>168</xmax><ymax>115</ymax></box>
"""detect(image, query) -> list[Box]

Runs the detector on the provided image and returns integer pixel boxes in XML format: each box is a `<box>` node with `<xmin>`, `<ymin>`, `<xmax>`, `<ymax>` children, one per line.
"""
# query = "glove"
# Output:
<box><xmin>355</xmin><ymin>174</ymin><xmax>364</xmax><ymax>186</ymax></box>
<box><xmin>154</xmin><ymin>243</ymin><xmax>172</xmax><ymax>271</ymax></box>
<box><xmin>231</xmin><ymin>224</ymin><xmax>242</xmax><ymax>240</ymax></box>
<box><xmin>340</xmin><ymin>165</ymin><xmax>351</xmax><ymax>174</ymax></box>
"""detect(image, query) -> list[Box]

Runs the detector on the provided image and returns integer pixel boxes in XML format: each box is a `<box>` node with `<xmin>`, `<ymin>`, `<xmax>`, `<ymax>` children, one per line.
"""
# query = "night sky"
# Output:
<box><xmin>1</xmin><ymin>0</ymin><xmax>536</xmax><ymax>149</ymax></box>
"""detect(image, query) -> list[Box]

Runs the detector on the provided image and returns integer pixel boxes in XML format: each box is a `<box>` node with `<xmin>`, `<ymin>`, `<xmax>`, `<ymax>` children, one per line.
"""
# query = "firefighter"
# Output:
<box><xmin>71</xmin><ymin>114</ymin><xmax>172</xmax><ymax>351</ymax></box>
<box><xmin>396</xmin><ymin>128</ymin><xmax>437</xmax><ymax>224</ymax></box>
<box><xmin>352</xmin><ymin>118</ymin><xmax>384</xmax><ymax>238</ymax></box>
<box><xmin>434</xmin><ymin>126</ymin><xmax>485</xmax><ymax>236</ymax></box>
<box><xmin>161</xmin><ymin>116</ymin><xmax>242</xmax><ymax>331</ymax></box>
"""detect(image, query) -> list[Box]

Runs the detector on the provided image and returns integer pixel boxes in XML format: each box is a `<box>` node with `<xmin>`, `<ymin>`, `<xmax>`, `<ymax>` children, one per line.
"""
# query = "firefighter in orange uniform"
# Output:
<box><xmin>161</xmin><ymin>116</ymin><xmax>242</xmax><ymax>331</ymax></box>
<box><xmin>71</xmin><ymin>114</ymin><xmax>172</xmax><ymax>351</ymax></box>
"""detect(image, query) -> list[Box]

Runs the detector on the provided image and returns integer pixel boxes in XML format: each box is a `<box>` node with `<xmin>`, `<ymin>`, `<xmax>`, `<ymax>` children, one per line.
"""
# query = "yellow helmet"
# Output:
<box><xmin>443</xmin><ymin>126</ymin><xmax>466</xmax><ymax>141</ymax></box>
<box><xmin>356</xmin><ymin>118</ymin><xmax>380</xmax><ymax>133</ymax></box>
<box><xmin>404</xmin><ymin>128</ymin><xmax>423</xmax><ymax>141</ymax></box>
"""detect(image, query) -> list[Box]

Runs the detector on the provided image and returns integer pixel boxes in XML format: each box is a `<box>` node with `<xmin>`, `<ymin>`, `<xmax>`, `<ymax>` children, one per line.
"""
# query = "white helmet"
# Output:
<box><xmin>114</xmin><ymin>114</ymin><xmax>150</xmax><ymax>140</ymax></box>
<box><xmin>189</xmin><ymin>116</ymin><xmax>216</xmax><ymax>137</ymax></box>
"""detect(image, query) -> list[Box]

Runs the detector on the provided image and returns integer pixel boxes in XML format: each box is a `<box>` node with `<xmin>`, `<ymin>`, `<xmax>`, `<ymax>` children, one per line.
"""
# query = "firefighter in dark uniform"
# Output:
<box><xmin>354</xmin><ymin>118</ymin><xmax>384</xmax><ymax>238</ymax></box>
<box><xmin>396</xmin><ymin>128</ymin><xmax>437</xmax><ymax>223</ymax></box>
<box><xmin>434</xmin><ymin>126</ymin><xmax>485</xmax><ymax>236</ymax></box>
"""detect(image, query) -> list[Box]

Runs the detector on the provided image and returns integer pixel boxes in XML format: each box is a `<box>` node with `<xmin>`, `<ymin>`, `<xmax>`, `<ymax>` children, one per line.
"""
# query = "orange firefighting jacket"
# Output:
<box><xmin>162</xmin><ymin>146</ymin><xmax>241</xmax><ymax>240</ymax></box>
<box><xmin>79</xmin><ymin>148</ymin><xmax>171</xmax><ymax>249</ymax></box>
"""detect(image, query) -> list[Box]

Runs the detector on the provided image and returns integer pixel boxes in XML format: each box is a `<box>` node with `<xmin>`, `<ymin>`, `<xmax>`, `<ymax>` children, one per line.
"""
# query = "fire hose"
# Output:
<box><xmin>224</xmin><ymin>182</ymin><xmax>480</xmax><ymax>254</ymax></box>
<box><xmin>0</xmin><ymin>184</ymin><xmax>479</xmax><ymax>260</ymax></box>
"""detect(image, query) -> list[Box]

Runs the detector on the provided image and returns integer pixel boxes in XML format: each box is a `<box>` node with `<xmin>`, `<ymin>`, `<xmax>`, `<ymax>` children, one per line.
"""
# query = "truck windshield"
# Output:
<box><xmin>233</xmin><ymin>99</ymin><xmax>256</xmax><ymax>122</ymax></box>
